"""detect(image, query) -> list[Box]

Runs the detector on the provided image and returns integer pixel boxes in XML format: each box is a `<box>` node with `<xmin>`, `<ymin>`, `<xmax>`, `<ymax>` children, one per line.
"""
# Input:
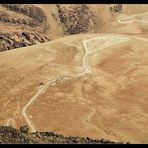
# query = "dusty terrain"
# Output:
<box><xmin>0</xmin><ymin>33</ymin><xmax>148</xmax><ymax>143</ymax></box>
<box><xmin>0</xmin><ymin>125</ymin><xmax>126</xmax><ymax>144</ymax></box>
<box><xmin>0</xmin><ymin>4</ymin><xmax>148</xmax><ymax>144</ymax></box>
<box><xmin>1</xmin><ymin>4</ymin><xmax>148</xmax><ymax>51</ymax></box>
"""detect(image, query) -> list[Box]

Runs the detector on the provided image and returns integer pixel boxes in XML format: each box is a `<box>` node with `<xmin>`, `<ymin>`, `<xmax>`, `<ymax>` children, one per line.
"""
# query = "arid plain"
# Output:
<box><xmin>0</xmin><ymin>4</ymin><xmax>148</xmax><ymax>144</ymax></box>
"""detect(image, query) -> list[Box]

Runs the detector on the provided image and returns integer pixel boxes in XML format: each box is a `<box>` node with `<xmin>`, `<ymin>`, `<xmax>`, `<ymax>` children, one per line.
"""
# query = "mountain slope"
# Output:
<box><xmin>0</xmin><ymin>34</ymin><xmax>148</xmax><ymax>143</ymax></box>
<box><xmin>0</xmin><ymin>126</ymin><xmax>125</xmax><ymax>144</ymax></box>
<box><xmin>1</xmin><ymin>4</ymin><xmax>148</xmax><ymax>51</ymax></box>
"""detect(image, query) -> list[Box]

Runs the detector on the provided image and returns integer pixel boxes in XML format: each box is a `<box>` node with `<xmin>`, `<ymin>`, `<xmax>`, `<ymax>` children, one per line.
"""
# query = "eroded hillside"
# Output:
<box><xmin>0</xmin><ymin>4</ymin><xmax>148</xmax><ymax>144</ymax></box>
<box><xmin>0</xmin><ymin>126</ymin><xmax>125</xmax><ymax>144</ymax></box>
<box><xmin>1</xmin><ymin>4</ymin><xmax>148</xmax><ymax>51</ymax></box>
<box><xmin>0</xmin><ymin>34</ymin><xmax>148</xmax><ymax>143</ymax></box>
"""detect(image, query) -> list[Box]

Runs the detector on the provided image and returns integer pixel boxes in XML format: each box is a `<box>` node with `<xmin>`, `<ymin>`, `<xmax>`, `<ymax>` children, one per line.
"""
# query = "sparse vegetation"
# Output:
<box><xmin>1</xmin><ymin>4</ymin><xmax>47</xmax><ymax>24</ymax></box>
<box><xmin>0</xmin><ymin>32</ymin><xmax>51</xmax><ymax>52</ymax></box>
<box><xmin>109</xmin><ymin>4</ymin><xmax>122</xmax><ymax>13</ymax></box>
<box><xmin>39</xmin><ymin>82</ymin><xmax>44</xmax><ymax>85</ymax></box>
<box><xmin>0</xmin><ymin>126</ymin><xmax>128</xmax><ymax>144</ymax></box>
<box><xmin>56</xmin><ymin>4</ymin><xmax>95</xmax><ymax>35</ymax></box>
<box><xmin>0</xmin><ymin>12</ymin><xmax>28</xmax><ymax>25</ymax></box>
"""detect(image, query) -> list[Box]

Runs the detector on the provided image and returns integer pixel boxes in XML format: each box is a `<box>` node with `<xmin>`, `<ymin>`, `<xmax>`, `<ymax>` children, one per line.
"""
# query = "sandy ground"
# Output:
<box><xmin>1</xmin><ymin>4</ymin><xmax>148</xmax><ymax>144</ymax></box>
<box><xmin>1</xmin><ymin>4</ymin><xmax>148</xmax><ymax>39</ymax></box>
<box><xmin>0</xmin><ymin>33</ymin><xmax>148</xmax><ymax>143</ymax></box>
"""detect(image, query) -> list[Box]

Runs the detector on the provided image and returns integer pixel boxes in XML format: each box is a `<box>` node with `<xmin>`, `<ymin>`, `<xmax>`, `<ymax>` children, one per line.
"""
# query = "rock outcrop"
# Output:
<box><xmin>0</xmin><ymin>126</ymin><xmax>128</xmax><ymax>144</ymax></box>
<box><xmin>0</xmin><ymin>32</ymin><xmax>51</xmax><ymax>52</ymax></box>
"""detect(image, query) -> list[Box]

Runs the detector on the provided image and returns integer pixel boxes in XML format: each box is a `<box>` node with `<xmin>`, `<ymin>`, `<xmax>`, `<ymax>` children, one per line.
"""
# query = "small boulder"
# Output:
<box><xmin>19</xmin><ymin>125</ymin><xmax>29</xmax><ymax>134</ymax></box>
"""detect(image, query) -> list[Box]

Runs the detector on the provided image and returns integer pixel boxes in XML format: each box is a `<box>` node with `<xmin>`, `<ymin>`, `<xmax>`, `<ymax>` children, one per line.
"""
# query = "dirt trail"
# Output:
<box><xmin>117</xmin><ymin>12</ymin><xmax>148</xmax><ymax>23</ymax></box>
<box><xmin>80</xmin><ymin>36</ymin><xmax>129</xmax><ymax>76</ymax></box>
<box><xmin>21</xmin><ymin>35</ymin><xmax>129</xmax><ymax>132</ymax></box>
<box><xmin>21</xmin><ymin>75</ymin><xmax>71</xmax><ymax>132</ymax></box>
<box><xmin>21</xmin><ymin>10</ymin><xmax>148</xmax><ymax>133</ymax></box>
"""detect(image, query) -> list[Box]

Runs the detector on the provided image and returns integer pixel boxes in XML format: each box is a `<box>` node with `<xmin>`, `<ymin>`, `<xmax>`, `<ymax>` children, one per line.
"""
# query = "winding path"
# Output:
<box><xmin>19</xmin><ymin>12</ymin><xmax>148</xmax><ymax>132</ymax></box>
<box><xmin>20</xmin><ymin>11</ymin><xmax>148</xmax><ymax>132</ymax></box>
<box><xmin>21</xmin><ymin>75</ymin><xmax>70</xmax><ymax>132</ymax></box>
<box><xmin>21</xmin><ymin>35</ymin><xmax>129</xmax><ymax>132</ymax></box>
<box><xmin>117</xmin><ymin>12</ymin><xmax>148</xmax><ymax>23</ymax></box>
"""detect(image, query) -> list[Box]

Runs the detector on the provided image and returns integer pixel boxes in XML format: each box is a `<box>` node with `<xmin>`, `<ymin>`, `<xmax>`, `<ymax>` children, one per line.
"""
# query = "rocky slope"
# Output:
<box><xmin>0</xmin><ymin>4</ymin><xmax>99</xmax><ymax>51</ymax></box>
<box><xmin>0</xmin><ymin>34</ymin><xmax>148</xmax><ymax>143</ymax></box>
<box><xmin>1</xmin><ymin>4</ymin><xmax>148</xmax><ymax>51</ymax></box>
<box><xmin>0</xmin><ymin>4</ymin><xmax>51</xmax><ymax>51</ymax></box>
<box><xmin>0</xmin><ymin>32</ymin><xmax>50</xmax><ymax>52</ymax></box>
<box><xmin>0</xmin><ymin>126</ymin><xmax>127</xmax><ymax>144</ymax></box>
<box><xmin>0</xmin><ymin>4</ymin><xmax>148</xmax><ymax>144</ymax></box>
